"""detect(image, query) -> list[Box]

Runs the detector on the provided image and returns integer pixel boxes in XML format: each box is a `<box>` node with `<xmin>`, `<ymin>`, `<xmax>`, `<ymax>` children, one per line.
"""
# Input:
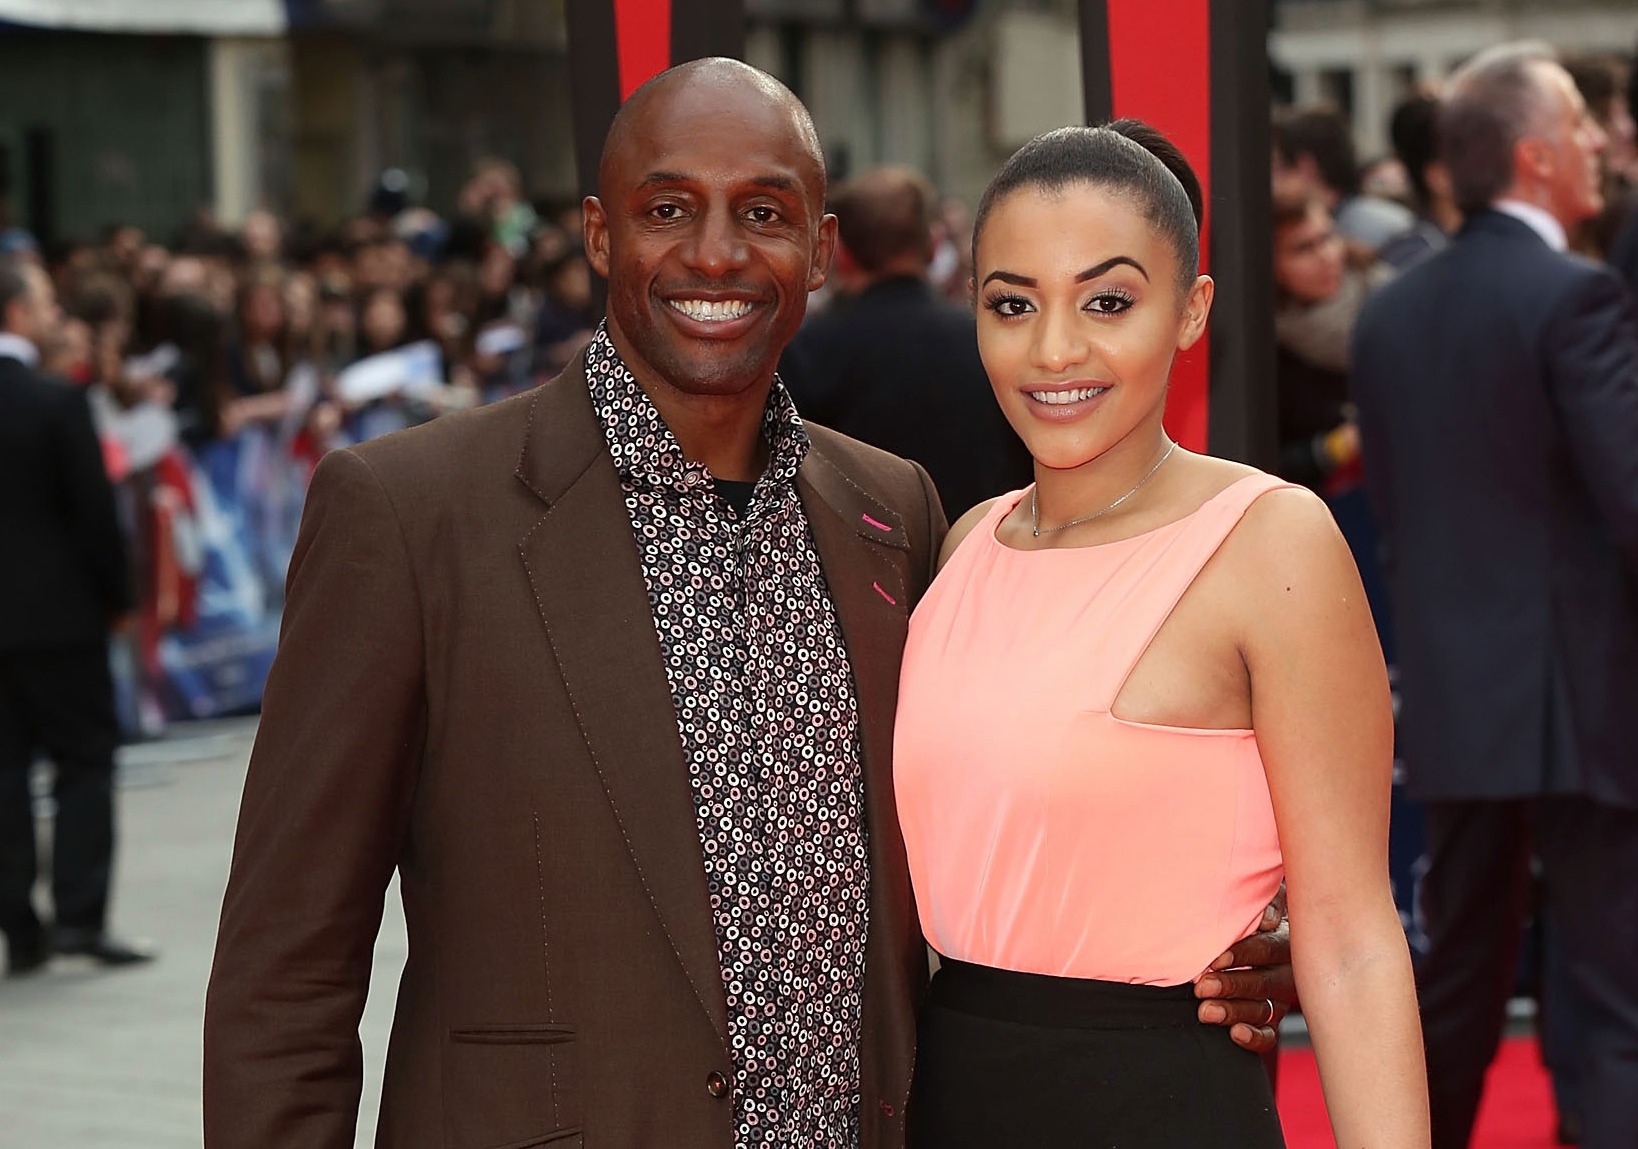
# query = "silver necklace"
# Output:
<box><xmin>1030</xmin><ymin>439</ymin><xmax>1178</xmax><ymax>537</ymax></box>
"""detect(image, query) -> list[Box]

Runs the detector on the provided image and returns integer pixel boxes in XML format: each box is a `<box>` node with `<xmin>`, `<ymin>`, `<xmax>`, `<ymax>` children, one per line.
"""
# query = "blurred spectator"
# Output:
<box><xmin>1274</xmin><ymin>103</ymin><xmax>1417</xmax><ymax>250</ymax></box>
<box><xmin>0</xmin><ymin>226</ymin><xmax>41</xmax><ymax>263</ymax></box>
<box><xmin>1271</xmin><ymin>183</ymin><xmax>1387</xmax><ymax>493</ymax></box>
<box><xmin>1351</xmin><ymin>42</ymin><xmax>1638</xmax><ymax>1149</ymax></box>
<box><xmin>220</xmin><ymin>267</ymin><xmax>299</xmax><ymax>439</ymax></box>
<box><xmin>1565</xmin><ymin>55</ymin><xmax>1637</xmax><ymax>256</ymax></box>
<box><xmin>528</xmin><ymin>249</ymin><xmax>597</xmax><ymax>380</ymax></box>
<box><xmin>1360</xmin><ymin>155</ymin><xmax>1413</xmax><ymax>204</ymax></box>
<box><xmin>1380</xmin><ymin>92</ymin><xmax>1463</xmax><ymax>269</ymax></box>
<box><xmin>457</xmin><ymin>157</ymin><xmax>538</xmax><ymax>258</ymax></box>
<box><xmin>927</xmin><ymin>195</ymin><xmax>974</xmax><ymax>303</ymax></box>
<box><xmin>240</xmin><ymin>210</ymin><xmax>285</xmax><ymax>265</ymax></box>
<box><xmin>1270</xmin><ymin>182</ymin><xmax>1395</xmax><ymax>660</ymax></box>
<box><xmin>0</xmin><ymin>256</ymin><xmax>150</xmax><ymax>973</ymax></box>
<box><xmin>1609</xmin><ymin>49</ymin><xmax>1638</xmax><ymax>293</ymax></box>
<box><xmin>8</xmin><ymin>150</ymin><xmax>606</xmax><ymax>732</ymax></box>
<box><xmin>780</xmin><ymin>164</ymin><xmax>1031</xmax><ymax>517</ymax></box>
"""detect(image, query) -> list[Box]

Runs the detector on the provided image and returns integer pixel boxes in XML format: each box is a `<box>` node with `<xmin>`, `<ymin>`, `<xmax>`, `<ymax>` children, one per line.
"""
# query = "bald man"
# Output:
<box><xmin>203</xmin><ymin>60</ymin><xmax>1289</xmax><ymax>1149</ymax></box>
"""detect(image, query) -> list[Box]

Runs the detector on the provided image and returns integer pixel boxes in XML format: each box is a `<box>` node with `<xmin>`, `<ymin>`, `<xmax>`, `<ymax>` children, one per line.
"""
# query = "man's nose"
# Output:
<box><xmin>681</xmin><ymin>205</ymin><xmax>748</xmax><ymax>277</ymax></box>
<box><xmin>1590</xmin><ymin>119</ymin><xmax>1609</xmax><ymax>154</ymax></box>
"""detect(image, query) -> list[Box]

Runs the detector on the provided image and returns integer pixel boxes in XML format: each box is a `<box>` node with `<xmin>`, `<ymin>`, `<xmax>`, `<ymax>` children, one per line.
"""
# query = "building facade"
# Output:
<box><xmin>1271</xmin><ymin>0</ymin><xmax>1638</xmax><ymax>160</ymax></box>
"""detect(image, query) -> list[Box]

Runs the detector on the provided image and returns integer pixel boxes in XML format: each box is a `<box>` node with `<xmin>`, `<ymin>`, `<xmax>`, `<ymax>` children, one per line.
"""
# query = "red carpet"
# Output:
<box><xmin>1278</xmin><ymin>1036</ymin><xmax>1560</xmax><ymax>1147</ymax></box>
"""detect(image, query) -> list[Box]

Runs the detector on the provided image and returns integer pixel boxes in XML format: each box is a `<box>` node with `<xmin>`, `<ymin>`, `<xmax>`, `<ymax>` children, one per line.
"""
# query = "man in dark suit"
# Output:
<box><xmin>780</xmin><ymin>166</ymin><xmax>1031</xmax><ymax>518</ymax></box>
<box><xmin>0</xmin><ymin>258</ymin><xmax>146</xmax><ymax>973</ymax></box>
<box><xmin>1351</xmin><ymin>42</ymin><xmax>1638</xmax><ymax>1149</ymax></box>
<box><xmin>204</xmin><ymin>60</ymin><xmax>1291</xmax><ymax>1148</ymax></box>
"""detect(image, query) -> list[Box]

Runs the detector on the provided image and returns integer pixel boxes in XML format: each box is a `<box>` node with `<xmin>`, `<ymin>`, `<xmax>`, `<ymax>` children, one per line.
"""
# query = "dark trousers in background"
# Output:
<box><xmin>1417</xmin><ymin>797</ymin><xmax>1638</xmax><ymax>1149</ymax></box>
<box><xmin>0</xmin><ymin>646</ymin><xmax>119</xmax><ymax>943</ymax></box>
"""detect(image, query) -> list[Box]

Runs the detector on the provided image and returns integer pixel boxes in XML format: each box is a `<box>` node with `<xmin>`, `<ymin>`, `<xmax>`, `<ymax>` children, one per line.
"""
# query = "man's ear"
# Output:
<box><xmin>808</xmin><ymin>213</ymin><xmax>839</xmax><ymax>293</ymax></box>
<box><xmin>583</xmin><ymin>195</ymin><xmax>611</xmax><ymax>280</ymax></box>
<box><xmin>1177</xmin><ymin>274</ymin><xmax>1215</xmax><ymax>351</ymax></box>
<box><xmin>1514</xmin><ymin>137</ymin><xmax>1553</xmax><ymax>185</ymax></box>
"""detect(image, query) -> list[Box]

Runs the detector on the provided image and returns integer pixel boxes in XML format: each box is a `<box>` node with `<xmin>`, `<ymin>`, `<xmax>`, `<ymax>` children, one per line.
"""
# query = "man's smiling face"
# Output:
<box><xmin>584</xmin><ymin>66</ymin><xmax>836</xmax><ymax>404</ymax></box>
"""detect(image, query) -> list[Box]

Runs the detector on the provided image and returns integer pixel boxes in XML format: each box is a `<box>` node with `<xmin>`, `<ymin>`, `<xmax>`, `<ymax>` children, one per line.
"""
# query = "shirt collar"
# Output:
<box><xmin>585</xmin><ymin>323</ymin><xmax>810</xmax><ymax>497</ymax></box>
<box><xmin>1492</xmin><ymin>199</ymin><xmax>1569</xmax><ymax>252</ymax></box>
<box><xmin>0</xmin><ymin>332</ymin><xmax>40</xmax><ymax>367</ymax></box>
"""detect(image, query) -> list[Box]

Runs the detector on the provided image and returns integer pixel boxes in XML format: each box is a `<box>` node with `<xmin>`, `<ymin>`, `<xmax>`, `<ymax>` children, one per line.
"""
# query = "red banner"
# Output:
<box><xmin>1106</xmin><ymin>0</ymin><xmax>1213</xmax><ymax>452</ymax></box>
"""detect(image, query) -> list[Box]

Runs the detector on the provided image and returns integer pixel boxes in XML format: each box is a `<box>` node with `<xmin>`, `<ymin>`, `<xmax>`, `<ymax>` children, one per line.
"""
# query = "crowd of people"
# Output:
<box><xmin>1</xmin><ymin>161</ymin><xmax>600</xmax><ymax>731</ymax></box>
<box><xmin>1269</xmin><ymin>45</ymin><xmax>1638</xmax><ymax>1149</ymax></box>
<box><xmin>5</xmin><ymin>30</ymin><xmax>1638</xmax><ymax>1149</ymax></box>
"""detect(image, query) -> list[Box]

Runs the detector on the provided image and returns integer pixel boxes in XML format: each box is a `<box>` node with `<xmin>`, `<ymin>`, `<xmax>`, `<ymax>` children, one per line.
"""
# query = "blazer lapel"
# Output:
<box><xmin>797</xmin><ymin>443</ymin><xmax>920</xmax><ymax>1117</ymax></box>
<box><xmin>798</xmin><ymin>448</ymin><xmax>913</xmax><ymax>770</ymax></box>
<box><xmin>515</xmin><ymin>361</ymin><xmax>729</xmax><ymax>1047</ymax></box>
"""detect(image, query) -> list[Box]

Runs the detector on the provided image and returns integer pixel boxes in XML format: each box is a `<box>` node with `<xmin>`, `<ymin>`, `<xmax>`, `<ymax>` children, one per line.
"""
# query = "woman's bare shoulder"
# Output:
<box><xmin>938</xmin><ymin>496</ymin><xmax>1004</xmax><ymax>570</ymax></box>
<box><xmin>1224</xmin><ymin>481</ymin><xmax>1362</xmax><ymax>626</ymax></box>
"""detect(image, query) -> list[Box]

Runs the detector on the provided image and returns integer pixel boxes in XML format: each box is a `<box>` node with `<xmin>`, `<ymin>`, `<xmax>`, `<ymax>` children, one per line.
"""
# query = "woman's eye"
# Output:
<box><xmin>1087</xmin><ymin>292</ymin><xmax>1134</xmax><ymax>315</ymax></box>
<box><xmin>984</xmin><ymin>295</ymin><xmax>1032</xmax><ymax>317</ymax></box>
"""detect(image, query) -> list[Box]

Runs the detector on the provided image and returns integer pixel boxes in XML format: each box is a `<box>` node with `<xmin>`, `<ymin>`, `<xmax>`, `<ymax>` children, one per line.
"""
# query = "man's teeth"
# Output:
<box><xmin>669</xmin><ymin>299</ymin><xmax>754</xmax><ymax>322</ymax></box>
<box><xmin>1029</xmin><ymin>387</ymin><xmax>1107</xmax><ymax>405</ymax></box>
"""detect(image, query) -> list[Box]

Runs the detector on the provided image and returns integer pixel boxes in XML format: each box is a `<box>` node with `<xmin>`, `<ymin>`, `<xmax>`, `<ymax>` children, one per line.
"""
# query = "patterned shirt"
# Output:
<box><xmin>586</xmin><ymin>328</ymin><xmax>870</xmax><ymax>1148</ymax></box>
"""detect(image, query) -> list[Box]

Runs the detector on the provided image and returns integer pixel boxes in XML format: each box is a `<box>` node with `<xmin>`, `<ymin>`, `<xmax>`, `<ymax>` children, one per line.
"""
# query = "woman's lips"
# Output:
<box><xmin>1022</xmin><ymin>383</ymin><xmax>1112</xmax><ymax>421</ymax></box>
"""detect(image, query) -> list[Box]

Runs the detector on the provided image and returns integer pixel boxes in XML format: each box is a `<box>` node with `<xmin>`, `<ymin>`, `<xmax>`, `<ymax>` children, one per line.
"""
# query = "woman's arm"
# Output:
<box><xmin>1234</xmin><ymin>486</ymin><xmax>1428</xmax><ymax>1148</ymax></box>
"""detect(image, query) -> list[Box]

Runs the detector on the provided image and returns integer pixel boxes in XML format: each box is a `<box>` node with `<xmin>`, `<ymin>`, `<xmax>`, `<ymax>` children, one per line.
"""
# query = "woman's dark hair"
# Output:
<box><xmin>1389</xmin><ymin>93</ymin><xmax>1441</xmax><ymax>208</ymax></box>
<box><xmin>971</xmin><ymin>121</ymin><xmax>1202</xmax><ymax>294</ymax></box>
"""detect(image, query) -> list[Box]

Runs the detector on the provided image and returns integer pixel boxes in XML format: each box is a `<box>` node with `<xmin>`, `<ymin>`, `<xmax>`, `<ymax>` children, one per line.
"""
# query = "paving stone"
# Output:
<box><xmin>1</xmin><ymin>718</ymin><xmax>408</xmax><ymax>1147</ymax></box>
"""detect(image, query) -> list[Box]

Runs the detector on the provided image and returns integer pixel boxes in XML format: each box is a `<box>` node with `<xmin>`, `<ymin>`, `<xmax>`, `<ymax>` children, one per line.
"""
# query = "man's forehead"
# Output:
<box><xmin>613</xmin><ymin>122</ymin><xmax>823</xmax><ymax>201</ymax></box>
<box><xmin>605</xmin><ymin>67</ymin><xmax>823</xmax><ymax>192</ymax></box>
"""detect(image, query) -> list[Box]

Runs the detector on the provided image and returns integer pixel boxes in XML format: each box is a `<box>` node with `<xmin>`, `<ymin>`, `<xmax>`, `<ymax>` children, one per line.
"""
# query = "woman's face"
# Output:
<box><xmin>361</xmin><ymin>292</ymin><xmax>407</xmax><ymax>350</ymax></box>
<box><xmin>1274</xmin><ymin>202</ymin><xmax>1345</xmax><ymax>305</ymax></box>
<box><xmin>974</xmin><ymin>182</ymin><xmax>1210</xmax><ymax>473</ymax></box>
<box><xmin>241</xmin><ymin>284</ymin><xmax>286</xmax><ymax>342</ymax></box>
<box><xmin>282</xmin><ymin>275</ymin><xmax>317</xmax><ymax>335</ymax></box>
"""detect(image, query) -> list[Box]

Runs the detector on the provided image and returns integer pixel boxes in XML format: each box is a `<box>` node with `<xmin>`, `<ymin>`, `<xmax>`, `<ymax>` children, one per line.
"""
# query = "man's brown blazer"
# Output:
<box><xmin>203</xmin><ymin>355</ymin><xmax>948</xmax><ymax>1149</ymax></box>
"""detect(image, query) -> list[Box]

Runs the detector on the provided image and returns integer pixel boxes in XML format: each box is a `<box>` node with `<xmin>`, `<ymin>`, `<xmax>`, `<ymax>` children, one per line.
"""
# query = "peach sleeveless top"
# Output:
<box><xmin>894</xmin><ymin>474</ymin><xmax>1291</xmax><ymax>985</ymax></box>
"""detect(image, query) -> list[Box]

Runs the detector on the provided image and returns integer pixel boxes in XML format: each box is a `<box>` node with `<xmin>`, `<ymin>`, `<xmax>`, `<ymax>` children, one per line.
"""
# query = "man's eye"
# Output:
<box><xmin>651</xmin><ymin>204</ymin><xmax>684</xmax><ymax>221</ymax></box>
<box><xmin>747</xmin><ymin>206</ymin><xmax>780</xmax><ymax>224</ymax></box>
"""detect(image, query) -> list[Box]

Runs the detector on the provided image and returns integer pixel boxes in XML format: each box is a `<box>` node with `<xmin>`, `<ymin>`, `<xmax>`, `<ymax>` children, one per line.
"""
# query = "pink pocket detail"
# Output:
<box><xmin>872</xmin><ymin>581</ymin><xmax>897</xmax><ymax>606</ymax></box>
<box><xmin>861</xmin><ymin>513</ymin><xmax>893</xmax><ymax>532</ymax></box>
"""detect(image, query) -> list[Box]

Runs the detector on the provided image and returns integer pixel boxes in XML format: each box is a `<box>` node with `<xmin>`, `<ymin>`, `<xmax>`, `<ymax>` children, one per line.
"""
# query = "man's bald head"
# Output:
<box><xmin>579</xmin><ymin>55</ymin><xmax>838</xmax><ymax>418</ymax></box>
<box><xmin>599</xmin><ymin>58</ymin><xmax>825</xmax><ymax>200</ymax></box>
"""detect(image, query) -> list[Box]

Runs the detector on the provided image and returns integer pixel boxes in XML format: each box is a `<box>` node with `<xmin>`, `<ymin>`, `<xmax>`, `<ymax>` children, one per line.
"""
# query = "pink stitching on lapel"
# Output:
<box><xmin>872</xmin><ymin>581</ymin><xmax>897</xmax><ymax>606</ymax></box>
<box><xmin>861</xmin><ymin>512</ymin><xmax>893</xmax><ymax>533</ymax></box>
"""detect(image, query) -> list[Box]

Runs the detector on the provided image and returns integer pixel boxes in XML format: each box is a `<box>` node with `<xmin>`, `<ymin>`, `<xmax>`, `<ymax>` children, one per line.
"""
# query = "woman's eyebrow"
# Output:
<box><xmin>980</xmin><ymin>255</ymin><xmax>1150</xmax><ymax>289</ymax></box>
<box><xmin>980</xmin><ymin>270</ymin><xmax>1034</xmax><ymax>288</ymax></box>
<box><xmin>1075</xmin><ymin>256</ymin><xmax>1148</xmax><ymax>282</ymax></box>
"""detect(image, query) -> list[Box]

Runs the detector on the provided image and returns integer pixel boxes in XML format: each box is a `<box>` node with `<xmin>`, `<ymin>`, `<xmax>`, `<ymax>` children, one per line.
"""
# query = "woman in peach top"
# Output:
<box><xmin>894</xmin><ymin>123</ymin><xmax>1428</xmax><ymax>1147</ymax></box>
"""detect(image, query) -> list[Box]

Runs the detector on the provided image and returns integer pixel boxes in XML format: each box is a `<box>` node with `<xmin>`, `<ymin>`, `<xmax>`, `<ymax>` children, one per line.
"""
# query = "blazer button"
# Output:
<box><xmin>706</xmin><ymin>1071</ymin><xmax>730</xmax><ymax>1099</ymax></box>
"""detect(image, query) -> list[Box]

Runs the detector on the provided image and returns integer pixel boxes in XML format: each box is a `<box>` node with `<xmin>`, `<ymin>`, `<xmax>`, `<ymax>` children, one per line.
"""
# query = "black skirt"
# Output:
<box><xmin>908</xmin><ymin>959</ymin><xmax>1287</xmax><ymax>1148</ymax></box>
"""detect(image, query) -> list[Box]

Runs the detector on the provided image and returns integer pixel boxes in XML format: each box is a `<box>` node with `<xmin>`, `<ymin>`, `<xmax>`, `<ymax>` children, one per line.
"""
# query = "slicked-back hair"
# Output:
<box><xmin>0</xmin><ymin>257</ymin><xmax>32</xmax><ymax>324</ymax></box>
<box><xmin>829</xmin><ymin>167</ymin><xmax>936</xmax><ymax>273</ymax></box>
<box><xmin>971</xmin><ymin>122</ymin><xmax>1202</xmax><ymax>295</ymax></box>
<box><xmin>1439</xmin><ymin>41</ymin><xmax>1559</xmax><ymax>216</ymax></box>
